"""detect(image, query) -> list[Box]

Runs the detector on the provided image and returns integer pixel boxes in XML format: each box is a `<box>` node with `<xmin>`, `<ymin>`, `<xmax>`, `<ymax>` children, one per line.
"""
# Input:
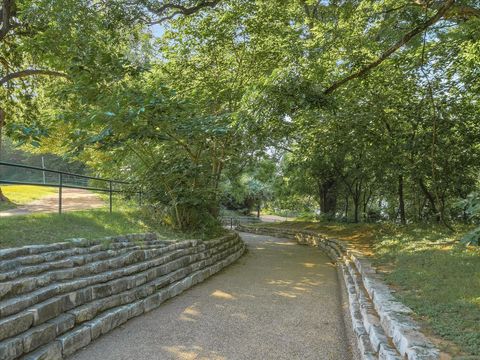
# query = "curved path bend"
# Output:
<box><xmin>72</xmin><ymin>232</ymin><xmax>357</xmax><ymax>360</ymax></box>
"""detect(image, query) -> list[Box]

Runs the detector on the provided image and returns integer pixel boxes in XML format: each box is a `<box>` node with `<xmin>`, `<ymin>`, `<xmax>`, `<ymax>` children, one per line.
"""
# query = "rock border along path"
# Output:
<box><xmin>0</xmin><ymin>232</ymin><xmax>245</xmax><ymax>359</ymax></box>
<box><xmin>237</xmin><ymin>224</ymin><xmax>440</xmax><ymax>360</ymax></box>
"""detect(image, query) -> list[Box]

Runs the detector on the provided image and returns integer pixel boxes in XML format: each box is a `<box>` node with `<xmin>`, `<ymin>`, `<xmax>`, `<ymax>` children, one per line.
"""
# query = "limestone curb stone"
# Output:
<box><xmin>0</xmin><ymin>232</ymin><xmax>245</xmax><ymax>359</ymax></box>
<box><xmin>237</xmin><ymin>224</ymin><xmax>439</xmax><ymax>360</ymax></box>
<box><xmin>0</xmin><ymin>238</ymin><xmax>235</xmax><ymax>319</ymax></box>
<box><xmin>0</xmin><ymin>233</ymin><xmax>159</xmax><ymax>262</ymax></box>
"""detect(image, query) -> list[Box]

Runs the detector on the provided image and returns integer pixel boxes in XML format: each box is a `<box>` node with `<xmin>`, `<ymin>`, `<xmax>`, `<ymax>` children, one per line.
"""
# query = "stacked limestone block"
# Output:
<box><xmin>237</xmin><ymin>224</ymin><xmax>439</xmax><ymax>360</ymax></box>
<box><xmin>0</xmin><ymin>232</ymin><xmax>245</xmax><ymax>360</ymax></box>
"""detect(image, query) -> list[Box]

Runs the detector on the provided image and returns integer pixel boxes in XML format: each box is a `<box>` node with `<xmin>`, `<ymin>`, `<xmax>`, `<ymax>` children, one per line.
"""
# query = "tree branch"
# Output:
<box><xmin>444</xmin><ymin>4</ymin><xmax>480</xmax><ymax>19</ymax></box>
<box><xmin>413</xmin><ymin>0</ymin><xmax>480</xmax><ymax>20</ymax></box>
<box><xmin>147</xmin><ymin>0</ymin><xmax>221</xmax><ymax>24</ymax></box>
<box><xmin>323</xmin><ymin>0</ymin><xmax>455</xmax><ymax>95</ymax></box>
<box><xmin>0</xmin><ymin>56</ymin><xmax>9</xmax><ymax>71</ymax></box>
<box><xmin>0</xmin><ymin>69</ymin><xmax>68</xmax><ymax>86</ymax></box>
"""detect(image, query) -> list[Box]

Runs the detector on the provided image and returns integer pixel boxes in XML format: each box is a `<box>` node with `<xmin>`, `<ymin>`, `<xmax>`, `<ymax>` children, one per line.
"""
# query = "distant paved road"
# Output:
<box><xmin>71</xmin><ymin>232</ymin><xmax>357</xmax><ymax>360</ymax></box>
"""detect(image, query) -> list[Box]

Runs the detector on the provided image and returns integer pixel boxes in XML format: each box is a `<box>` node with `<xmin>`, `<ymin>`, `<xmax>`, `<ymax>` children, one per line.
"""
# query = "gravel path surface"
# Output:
<box><xmin>71</xmin><ymin>232</ymin><xmax>356</xmax><ymax>360</ymax></box>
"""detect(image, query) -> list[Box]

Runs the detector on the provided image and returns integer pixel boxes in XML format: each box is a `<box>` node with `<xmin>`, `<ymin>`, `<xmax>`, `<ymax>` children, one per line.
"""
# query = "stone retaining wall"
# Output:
<box><xmin>237</xmin><ymin>224</ymin><xmax>439</xmax><ymax>360</ymax></box>
<box><xmin>0</xmin><ymin>232</ymin><xmax>245</xmax><ymax>360</ymax></box>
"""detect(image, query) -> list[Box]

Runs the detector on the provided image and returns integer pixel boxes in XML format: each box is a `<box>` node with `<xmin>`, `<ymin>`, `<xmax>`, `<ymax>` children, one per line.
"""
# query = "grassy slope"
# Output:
<box><xmin>260</xmin><ymin>221</ymin><xmax>480</xmax><ymax>357</ymax></box>
<box><xmin>0</xmin><ymin>207</ymin><xmax>183</xmax><ymax>248</ymax></box>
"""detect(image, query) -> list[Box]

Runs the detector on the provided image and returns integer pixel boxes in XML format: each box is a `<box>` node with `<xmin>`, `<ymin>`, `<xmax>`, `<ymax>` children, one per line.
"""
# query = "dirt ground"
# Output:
<box><xmin>0</xmin><ymin>188</ymin><xmax>105</xmax><ymax>217</ymax></box>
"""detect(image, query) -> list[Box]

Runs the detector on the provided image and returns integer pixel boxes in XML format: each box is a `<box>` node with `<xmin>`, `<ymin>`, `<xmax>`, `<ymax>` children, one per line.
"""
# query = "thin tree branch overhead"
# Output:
<box><xmin>146</xmin><ymin>0</ymin><xmax>221</xmax><ymax>23</ymax></box>
<box><xmin>323</xmin><ymin>0</ymin><xmax>456</xmax><ymax>95</ymax></box>
<box><xmin>0</xmin><ymin>69</ymin><xmax>68</xmax><ymax>86</ymax></box>
<box><xmin>413</xmin><ymin>0</ymin><xmax>480</xmax><ymax>20</ymax></box>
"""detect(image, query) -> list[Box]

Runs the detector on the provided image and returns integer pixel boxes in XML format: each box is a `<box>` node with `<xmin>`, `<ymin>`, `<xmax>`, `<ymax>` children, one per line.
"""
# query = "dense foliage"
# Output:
<box><xmin>1</xmin><ymin>0</ymin><xmax>479</xmax><ymax>230</ymax></box>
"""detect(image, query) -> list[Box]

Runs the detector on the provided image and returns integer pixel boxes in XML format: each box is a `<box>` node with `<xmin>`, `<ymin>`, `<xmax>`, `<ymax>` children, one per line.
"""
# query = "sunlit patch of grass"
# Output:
<box><xmin>1</xmin><ymin>185</ymin><xmax>57</xmax><ymax>205</ymax></box>
<box><xmin>371</xmin><ymin>228</ymin><xmax>480</xmax><ymax>356</ymax></box>
<box><xmin>0</xmin><ymin>206</ymin><xmax>184</xmax><ymax>248</ymax></box>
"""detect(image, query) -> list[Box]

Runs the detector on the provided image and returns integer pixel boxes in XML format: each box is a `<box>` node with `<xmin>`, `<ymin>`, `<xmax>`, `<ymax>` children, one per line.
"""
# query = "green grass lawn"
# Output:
<box><xmin>0</xmin><ymin>206</ymin><xmax>184</xmax><ymax>248</ymax></box>
<box><xmin>0</xmin><ymin>185</ymin><xmax>58</xmax><ymax>210</ymax></box>
<box><xmin>252</xmin><ymin>221</ymin><xmax>480</xmax><ymax>357</ymax></box>
<box><xmin>372</xmin><ymin>227</ymin><xmax>480</xmax><ymax>357</ymax></box>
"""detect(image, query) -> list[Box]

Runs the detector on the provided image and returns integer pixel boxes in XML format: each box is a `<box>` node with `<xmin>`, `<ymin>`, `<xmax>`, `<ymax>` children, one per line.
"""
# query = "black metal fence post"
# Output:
<box><xmin>59</xmin><ymin>173</ymin><xmax>63</xmax><ymax>214</ymax></box>
<box><xmin>0</xmin><ymin>161</ymin><xmax>133</xmax><ymax>215</ymax></box>
<box><xmin>109</xmin><ymin>181</ymin><xmax>113</xmax><ymax>213</ymax></box>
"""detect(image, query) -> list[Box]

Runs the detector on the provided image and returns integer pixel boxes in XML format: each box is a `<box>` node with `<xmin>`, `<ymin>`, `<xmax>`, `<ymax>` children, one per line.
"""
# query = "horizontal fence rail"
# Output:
<box><xmin>220</xmin><ymin>216</ymin><xmax>261</xmax><ymax>229</ymax></box>
<box><xmin>0</xmin><ymin>161</ymin><xmax>139</xmax><ymax>214</ymax></box>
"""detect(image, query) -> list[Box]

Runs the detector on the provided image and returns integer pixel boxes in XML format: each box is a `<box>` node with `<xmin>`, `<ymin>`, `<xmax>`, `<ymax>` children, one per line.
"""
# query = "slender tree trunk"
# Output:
<box><xmin>418</xmin><ymin>178</ymin><xmax>439</xmax><ymax>222</ymax></box>
<box><xmin>0</xmin><ymin>107</ymin><xmax>8</xmax><ymax>202</ymax></box>
<box><xmin>362</xmin><ymin>189</ymin><xmax>372</xmax><ymax>222</ymax></box>
<box><xmin>398</xmin><ymin>175</ymin><xmax>406</xmax><ymax>225</ymax></box>
<box><xmin>344</xmin><ymin>194</ymin><xmax>349</xmax><ymax>220</ymax></box>
<box><xmin>317</xmin><ymin>179</ymin><xmax>324</xmax><ymax>213</ymax></box>
<box><xmin>353</xmin><ymin>197</ymin><xmax>359</xmax><ymax>223</ymax></box>
<box><xmin>419</xmin><ymin>196</ymin><xmax>428</xmax><ymax>220</ymax></box>
<box><xmin>362</xmin><ymin>191</ymin><xmax>367</xmax><ymax>222</ymax></box>
<box><xmin>352</xmin><ymin>183</ymin><xmax>362</xmax><ymax>223</ymax></box>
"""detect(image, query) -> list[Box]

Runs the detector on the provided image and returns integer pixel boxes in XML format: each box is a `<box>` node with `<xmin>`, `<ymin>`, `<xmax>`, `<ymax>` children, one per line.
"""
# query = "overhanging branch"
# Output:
<box><xmin>323</xmin><ymin>0</ymin><xmax>456</xmax><ymax>95</ymax></box>
<box><xmin>0</xmin><ymin>69</ymin><xmax>68</xmax><ymax>86</ymax></box>
<box><xmin>147</xmin><ymin>0</ymin><xmax>221</xmax><ymax>24</ymax></box>
<box><xmin>413</xmin><ymin>0</ymin><xmax>480</xmax><ymax>20</ymax></box>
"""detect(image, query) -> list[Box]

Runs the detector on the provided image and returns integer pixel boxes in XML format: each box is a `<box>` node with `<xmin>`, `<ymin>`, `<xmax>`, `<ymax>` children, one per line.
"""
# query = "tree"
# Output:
<box><xmin>0</xmin><ymin>0</ymin><xmax>157</xmax><ymax>201</ymax></box>
<box><xmin>2</xmin><ymin>0</ymin><xmax>479</xmax><ymax>233</ymax></box>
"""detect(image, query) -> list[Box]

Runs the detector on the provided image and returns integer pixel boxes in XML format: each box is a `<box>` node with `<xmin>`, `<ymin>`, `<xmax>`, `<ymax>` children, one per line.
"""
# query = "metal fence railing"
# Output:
<box><xmin>0</xmin><ymin>161</ymin><xmax>137</xmax><ymax>214</ymax></box>
<box><xmin>220</xmin><ymin>216</ymin><xmax>262</xmax><ymax>230</ymax></box>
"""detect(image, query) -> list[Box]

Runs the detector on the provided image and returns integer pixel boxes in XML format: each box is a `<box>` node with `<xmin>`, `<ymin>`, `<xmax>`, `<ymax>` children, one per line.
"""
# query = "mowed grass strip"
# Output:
<box><xmin>0</xmin><ymin>208</ymin><xmax>183</xmax><ymax>248</ymax></box>
<box><xmin>259</xmin><ymin>221</ymin><xmax>480</xmax><ymax>357</ymax></box>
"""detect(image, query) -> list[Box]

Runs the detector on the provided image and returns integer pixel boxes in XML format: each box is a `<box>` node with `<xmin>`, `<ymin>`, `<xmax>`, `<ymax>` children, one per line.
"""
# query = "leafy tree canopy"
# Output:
<box><xmin>1</xmin><ymin>0</ymin><xmax>479</xmax><ymax>230</ymax></box>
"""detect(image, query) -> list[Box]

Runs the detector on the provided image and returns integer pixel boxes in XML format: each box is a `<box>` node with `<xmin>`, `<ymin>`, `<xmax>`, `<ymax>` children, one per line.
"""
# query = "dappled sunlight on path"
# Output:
<box><xmin>71</xmin><ymin>232</ymin><xmax>355</xmax><ymax>360</ymax></box>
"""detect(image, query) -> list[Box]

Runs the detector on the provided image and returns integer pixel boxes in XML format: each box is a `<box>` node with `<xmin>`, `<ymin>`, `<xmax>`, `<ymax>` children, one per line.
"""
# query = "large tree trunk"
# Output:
<box><xmin>398</xmin><ymin>175</ymin><xmax>406</xmax><ymax>225</ymax></box>
<box><xmin>318</xmin><ymin>178</ymin><xmax>337</xmax><ymax>218</ymax></box>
